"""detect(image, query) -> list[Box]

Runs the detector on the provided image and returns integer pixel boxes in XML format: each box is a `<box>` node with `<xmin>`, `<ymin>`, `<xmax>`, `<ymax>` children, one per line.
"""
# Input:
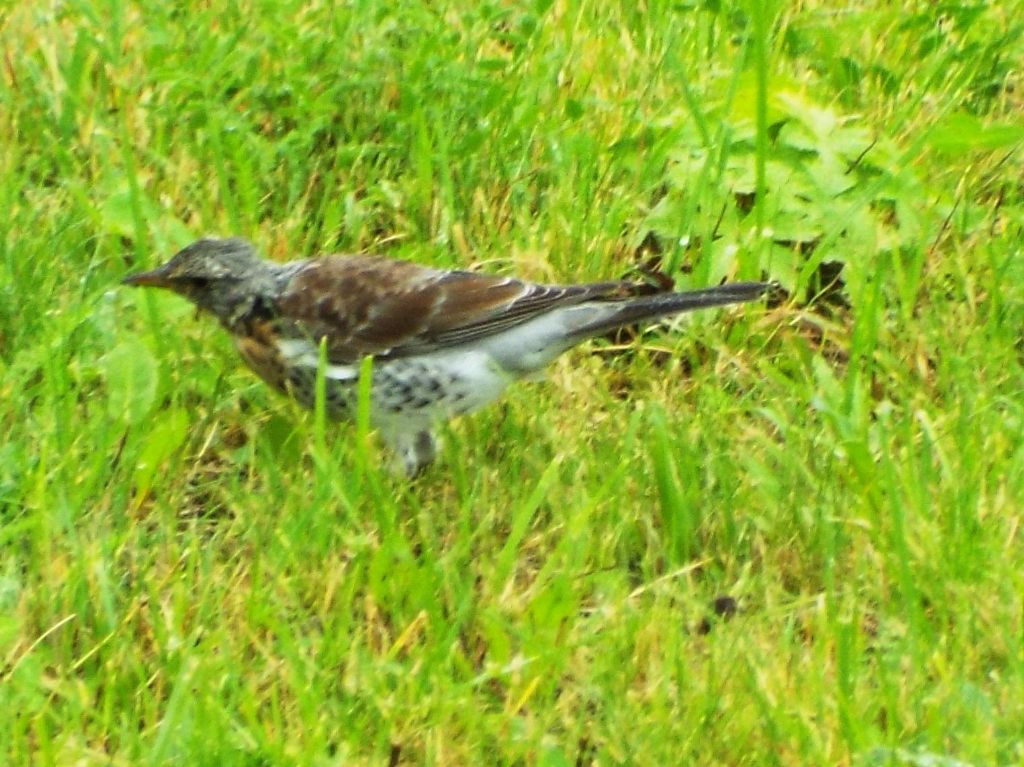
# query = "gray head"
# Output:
<box><xmin>123</xmin><ymin>237</ymin><xmax>281</xmax><ymax>328</ymax></box>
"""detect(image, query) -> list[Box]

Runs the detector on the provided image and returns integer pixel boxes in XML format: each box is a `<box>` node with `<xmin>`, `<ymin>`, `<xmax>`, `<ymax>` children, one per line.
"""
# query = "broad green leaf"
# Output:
<box><xmin>925</xmin><ymin>113</ymin><xmax>1024</xmax><ymax>154</ymax></box>
<box><xmin>774</xmin><ymin>89</ymin><xmax>838</xmax><ymax>139</ymax></box>
<box><xmin>98</xmin><ymin>188</ymin><xmax>143</xmax><ymax>241</ymax></box>
<box><xmin>132</xmin><ymin>408</ymin><xmax>189</xmax><ymax>504</ymax></box>
<box><xmin>99</xmin><ymin>184</ymin><xmax>192</xmax><ymax>251</ymax></box>
<box><xmin>769</xmin><ymin>209</ymin><xmax>824</xmax><ymax>244</ymax></box>
<box><xmin>809</xmin><ymin>154</ymin><xmax>857</xmax><ymax>197</ymax></box>
<box><xmin>763</xmin><ymin>243</ymin><xmax>801</xmax><ymax>292</ymax></box>
<box><xmin>707</xmin><ymin>238</ymin><xmax>743</xmax><ymax>284</ymax></box>
<box><xmin>103</xmin><ymin>336</ymin><xmax>159</xmax><ymax>425</ymax></box>
<box><xmin>538</xmin><ymin>746</ymin><xmax>573</xmax><ymax>767</ymax></box>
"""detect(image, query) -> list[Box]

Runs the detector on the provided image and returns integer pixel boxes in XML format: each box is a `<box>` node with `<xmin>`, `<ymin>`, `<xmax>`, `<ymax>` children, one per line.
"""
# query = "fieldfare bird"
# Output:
<box><xmin>123</xmin><ymin>238</ymin><xmax>767</xmax><ymax>475</ymax></box>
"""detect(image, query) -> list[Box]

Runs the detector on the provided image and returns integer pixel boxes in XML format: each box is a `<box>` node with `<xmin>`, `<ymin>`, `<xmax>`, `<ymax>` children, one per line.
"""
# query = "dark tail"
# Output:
<box><xmin>570</xmin><ymin>281</ymin><xmax>770</xmax><ymax>340</ymax></box>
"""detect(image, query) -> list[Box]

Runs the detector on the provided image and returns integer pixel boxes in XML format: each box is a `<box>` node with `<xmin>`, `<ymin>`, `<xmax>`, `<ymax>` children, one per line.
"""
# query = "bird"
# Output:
<box><xmin>123</xmin><ymin>237</ymin><xmax>768</xmax><ymax>475</ymax></box>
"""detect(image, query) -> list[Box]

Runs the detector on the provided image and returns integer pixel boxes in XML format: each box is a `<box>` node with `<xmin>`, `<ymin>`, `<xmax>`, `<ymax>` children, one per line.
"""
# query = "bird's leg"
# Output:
<box><xmin>381</xmin><ymin>427</ymin><xmax>439</xmax><ymax>477</ymax></box>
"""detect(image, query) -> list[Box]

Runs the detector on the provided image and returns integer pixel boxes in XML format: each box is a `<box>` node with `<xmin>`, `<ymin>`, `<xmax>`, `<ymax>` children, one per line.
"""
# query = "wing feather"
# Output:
<box><xmin>273</xmin><ymin>255</ymin><xmax>632</xmax><ymax>363</ymax></box>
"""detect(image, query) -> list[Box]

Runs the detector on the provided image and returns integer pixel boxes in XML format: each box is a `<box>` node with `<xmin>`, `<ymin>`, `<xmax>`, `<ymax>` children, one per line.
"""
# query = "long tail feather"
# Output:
<box><xmin>570</xmin><ymin>281</ymin><xmax>769</xmax><ymax>341</ymax></box>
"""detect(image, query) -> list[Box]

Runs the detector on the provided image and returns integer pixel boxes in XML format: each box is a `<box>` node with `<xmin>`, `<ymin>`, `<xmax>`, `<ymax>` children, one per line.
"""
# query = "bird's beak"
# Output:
<box><xmin>122</xmin><ymin>265</ymin><xmax>173</xmax><ymax>289</ymax></box>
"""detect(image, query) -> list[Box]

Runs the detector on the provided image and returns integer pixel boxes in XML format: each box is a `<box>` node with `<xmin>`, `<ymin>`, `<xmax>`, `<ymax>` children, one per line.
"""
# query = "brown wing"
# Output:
<box><xmin>274</xmin><ymin>255</ymin><xmax>635</xmax><ymax>363</ymax></box>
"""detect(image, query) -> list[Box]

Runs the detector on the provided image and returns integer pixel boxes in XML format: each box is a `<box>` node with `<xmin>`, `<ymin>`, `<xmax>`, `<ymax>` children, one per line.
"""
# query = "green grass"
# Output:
<box><xmin>2</xmin><ymin>0</ymin><xmax>1023</xmax><ymax>764</ymax></box>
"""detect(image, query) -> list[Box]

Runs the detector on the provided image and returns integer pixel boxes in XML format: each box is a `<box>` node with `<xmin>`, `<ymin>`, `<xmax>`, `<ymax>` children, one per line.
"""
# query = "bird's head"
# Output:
<box><xmin>123</xmin><ymin>237</ymin><xmax>273</xmax><ymax>326</ymax></box>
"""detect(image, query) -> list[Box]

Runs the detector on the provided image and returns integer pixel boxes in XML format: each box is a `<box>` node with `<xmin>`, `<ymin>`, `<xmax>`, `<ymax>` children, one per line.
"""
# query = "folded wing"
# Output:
<box><xmin>275</xmin><ymin>255</ymin><xmax>636</xmax><ymax>363</ymax></box>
